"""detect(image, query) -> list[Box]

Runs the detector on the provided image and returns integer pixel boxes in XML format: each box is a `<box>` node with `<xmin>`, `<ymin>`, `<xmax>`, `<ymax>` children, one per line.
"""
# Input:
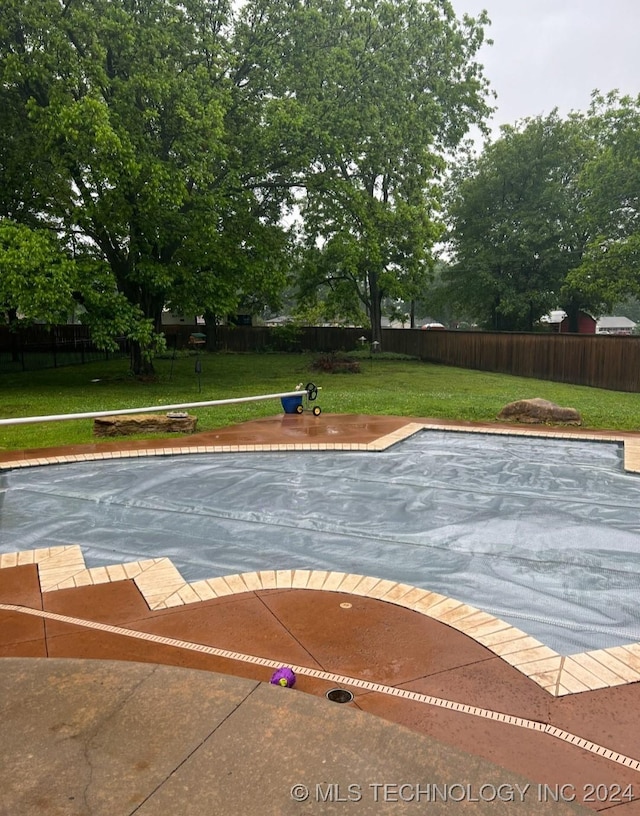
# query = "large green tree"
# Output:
<box><xmin>567</xmin><ymin>93</ymin><xmax>640</xmax><ymax>308</ymax></box>
<box><xmin>0</xmin><ymin>0</ymin><xmax>292</xmax><ymax>372</ymax></box>
<box><xmin>2</xmin><ymin>0</ymin><xmax>494</xmax><ymax>363</ymax></box>
<box><xmin>444</xmin><ymin>111</ymin><xmax>603</xmax><ymax>331</ymax></box>
<box><xmin>261</xmin><ymin>0</ymin><xmax>493</xmax><ymax>345</ymax></box>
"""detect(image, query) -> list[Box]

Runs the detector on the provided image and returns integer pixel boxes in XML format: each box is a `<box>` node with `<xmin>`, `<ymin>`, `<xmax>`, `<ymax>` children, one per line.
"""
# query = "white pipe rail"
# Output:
<box><xmin>0</xmin><ymin>390</ymin><xmax>306</xmax><ymax>426</ymax></box>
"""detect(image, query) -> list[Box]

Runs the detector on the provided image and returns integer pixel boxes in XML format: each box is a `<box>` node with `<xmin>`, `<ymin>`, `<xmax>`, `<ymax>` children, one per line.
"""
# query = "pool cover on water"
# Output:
<box><xmin>2</xmin><ymin>430</ymin><xmax>640</xmax><ymax>655</ymax></box>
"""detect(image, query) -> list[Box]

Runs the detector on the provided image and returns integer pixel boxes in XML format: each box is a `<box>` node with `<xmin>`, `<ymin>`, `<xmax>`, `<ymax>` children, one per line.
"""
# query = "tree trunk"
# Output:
<box><xmin>564</xmin><ymin>301</ymin><xmax>581</xmax><ymax>333</ymax></box>
<box><xmin>491</xmin><ymin>297</ymin><xmax>501</xmax><ymax>331</ymax></box>
<box><xmin>368</xmin><ymin>268</ymin><xmax>383</xmax><ymax>351</ymax></box>
<box><xmin>527</xmin><ymin>301</ymin><xmax>535</xmax><ymax>332</ymax></box>
<box><xmin>7</xmin><ymin>308</ymin><xmax>20</xmax><ymax>362</ymax></box>
<box><xmin>129</xmin><ymin>292</ymin><xmax>164</xmax><ymax>376</ymax></box>
<box><xmin>130</xmin><ymin>340</ymin><xmax>155</xmax><ymax>377</ymax></box>
<box><xmin>204</xmin><ymin>312</ymin><xmax>218</xmax><ymax>351</ymax></box>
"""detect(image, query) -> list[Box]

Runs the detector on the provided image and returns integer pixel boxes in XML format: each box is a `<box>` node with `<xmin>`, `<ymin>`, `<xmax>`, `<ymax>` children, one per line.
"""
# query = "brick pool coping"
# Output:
<box><xmin>1</xmin><ymin>419</ymin><xmax>640</xmax><ymax>472</ymax></box>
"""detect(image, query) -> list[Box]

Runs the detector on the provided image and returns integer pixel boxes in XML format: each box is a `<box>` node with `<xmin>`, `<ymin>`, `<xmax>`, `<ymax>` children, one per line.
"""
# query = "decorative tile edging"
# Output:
<box><xmin>3</xmin><ymin>546</ymin><xmax>640</xmax><ymax>697</ymax></box>
<box><xmin>1</xmin><ymin>421</ymin><xmax>638</xmax><ymax>472</ymax></box>
<box><xmin>0</xmin><ymin>442</ymin><xmax>373</xmax><ymax>470</ymax></box>
<box><xmin>2</xmin><ymin>599</ymin><xmax>640</xmax><ymax>775</ymax></box>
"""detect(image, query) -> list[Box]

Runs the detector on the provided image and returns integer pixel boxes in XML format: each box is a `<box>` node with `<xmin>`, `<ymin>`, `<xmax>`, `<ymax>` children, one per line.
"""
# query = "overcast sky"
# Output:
<box><xmin>450</xmin><ymin>0</ymin><xmax>640</xmax><ymax>139</ymax></box>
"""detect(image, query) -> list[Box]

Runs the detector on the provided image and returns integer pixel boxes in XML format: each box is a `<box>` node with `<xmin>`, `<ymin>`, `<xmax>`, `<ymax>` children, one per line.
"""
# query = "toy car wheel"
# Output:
<box><xmin>296</xmin><ymin>404</ymin><xmax>304</xmax><ymax>414</ymax></box>
<box><xmin>313</xmin><ymin>406</ymin><xmax>322</xmax><ymax>416</ymax></box>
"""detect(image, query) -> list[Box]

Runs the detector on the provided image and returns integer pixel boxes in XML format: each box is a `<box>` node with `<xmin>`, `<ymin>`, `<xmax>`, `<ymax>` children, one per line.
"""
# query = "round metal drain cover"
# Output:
<box><xmin>325</xmin><ymin>688</ymin><xmax>354</xmax><ymax>704</ymax></box>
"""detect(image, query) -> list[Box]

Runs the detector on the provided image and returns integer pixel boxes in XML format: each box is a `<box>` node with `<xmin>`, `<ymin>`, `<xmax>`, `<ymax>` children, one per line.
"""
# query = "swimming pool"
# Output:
<box><xmin>2</xmin><ymin>430</ymin><xmax>640</xmax><ymax>655</ymax></box>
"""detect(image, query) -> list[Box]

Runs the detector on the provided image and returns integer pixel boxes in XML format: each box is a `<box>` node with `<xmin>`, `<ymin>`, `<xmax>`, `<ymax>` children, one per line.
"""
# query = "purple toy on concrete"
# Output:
<box><xmin>270</xmin><ymin>666</ymin><xmax>296</xmax><ymax>688</ymax></box>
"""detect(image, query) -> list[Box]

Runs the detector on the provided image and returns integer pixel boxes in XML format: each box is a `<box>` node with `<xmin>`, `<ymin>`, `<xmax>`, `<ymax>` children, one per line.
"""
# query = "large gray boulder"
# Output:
<box><xmin>497</xmin><ymin>398</ymin><xmax>582</xmax><ymax>425</ymax></box>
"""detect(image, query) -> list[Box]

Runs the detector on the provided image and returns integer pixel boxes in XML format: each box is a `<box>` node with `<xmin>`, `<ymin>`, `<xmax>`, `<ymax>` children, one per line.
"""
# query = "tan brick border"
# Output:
<box><xmin>1</xmin><ymin>420</ymin><xmax>638</xmax><ymax>471</ymax></box>
<box><xmin>3</xmin><ymin>545</ymin><xmax>640</xmax><ymax>697</ymax></box>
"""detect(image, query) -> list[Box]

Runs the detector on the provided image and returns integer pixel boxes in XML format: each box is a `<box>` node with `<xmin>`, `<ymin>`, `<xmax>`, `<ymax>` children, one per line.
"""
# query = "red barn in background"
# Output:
<box><xmin>559</xmin><ymin>311</ymin><xmax>596</xmax><ymax>334</ymax></box>
<box><xmin>545</xmin><ymin>310</ymin><xmax>596</xmax><ymax>334</ymax></box>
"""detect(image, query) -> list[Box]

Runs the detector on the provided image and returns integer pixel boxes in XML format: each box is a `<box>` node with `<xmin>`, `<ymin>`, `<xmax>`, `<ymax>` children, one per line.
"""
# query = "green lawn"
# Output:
<box><xmin>1</xmin><ymin>351</ymin><xmax>638</xmax><ymax>451</ymax></box>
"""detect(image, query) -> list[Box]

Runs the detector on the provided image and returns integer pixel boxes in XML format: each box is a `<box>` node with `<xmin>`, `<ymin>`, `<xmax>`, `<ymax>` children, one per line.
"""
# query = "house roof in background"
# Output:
<box><xmin>540</xmin><ymin>310</ymin><xmax>567</xmax><ymax>324</ymax></box>
<box><xmin>596</xmin><ymin>316</ymin><xmax>637</xmax><ymax>329</ymax></box>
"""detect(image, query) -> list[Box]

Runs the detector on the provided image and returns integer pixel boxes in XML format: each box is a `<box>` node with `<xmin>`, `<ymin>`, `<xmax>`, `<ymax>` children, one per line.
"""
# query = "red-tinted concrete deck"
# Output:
<box><xmin>2</xmin><ymin>414</ymin><xmax>640</xmax><ymax>813</ymax></box>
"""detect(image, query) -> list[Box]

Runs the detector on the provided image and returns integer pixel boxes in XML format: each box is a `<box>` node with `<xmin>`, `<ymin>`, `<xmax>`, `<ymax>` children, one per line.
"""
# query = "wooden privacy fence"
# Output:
<box><xmin>418</xmin><ymin>330</ymin><xmax>640</xmax><ymax>393</ymax></box>
<box><xmin>197</xmin><ymin>325</ymin><xmax>640</xmax><ymax>393</ymax></box>
<box><xmin>4</xmin><ymin>323</ymin><xmax>640</xmax><ymax>392</ymax></box>
<box><xmin>0</xmin><ymin>325</ymin><xmax>127</xmax><ymax>372</ymax></box>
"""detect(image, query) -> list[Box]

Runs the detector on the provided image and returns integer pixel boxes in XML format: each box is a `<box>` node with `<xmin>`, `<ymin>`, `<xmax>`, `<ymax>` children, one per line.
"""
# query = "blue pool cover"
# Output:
<box><xmin>2</xmin><ymin>430</ymin><xmax>640</xmax><ymax>655</ymax></box>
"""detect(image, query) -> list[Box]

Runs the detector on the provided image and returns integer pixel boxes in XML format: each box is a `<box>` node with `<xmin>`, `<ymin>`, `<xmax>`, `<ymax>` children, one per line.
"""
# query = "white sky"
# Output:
<box><xmin>450</xmin><ymin>0</ymin><xmax>640</xmax><ymax>138</ymax></box>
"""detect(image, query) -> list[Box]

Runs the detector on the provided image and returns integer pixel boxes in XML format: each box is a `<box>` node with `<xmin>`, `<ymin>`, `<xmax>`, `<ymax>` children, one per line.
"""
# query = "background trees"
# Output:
<box><xmin>280</xmin><ymin>0</ymin><xmax>492</xmax><ymax>345</ymax></box>
<box><xmin>444</xmin><ymin>94</ymin><xmax>640</xmax><ymax>332</ymax></box>
<box><xmin>566</xmin><ymin>93</ymin><xmax>640</xmax><ymax>310</ymax></box>
<box><xmin>1</xmin><ymin>0</ymin><xmax>492</xmax><ymax>365</ymax></box>
<box><xmin>0</xmin><ymin>0</ymin><xmax>293</xmax><ymax>371</ymax></box>
<box><xmin>10</xmin><ymin>1</ymin><xmax>638</xmax><ymax>357</ymax></box>
<box><xmin>444</xmin><ymin>112</ymin><xmax>603</xmax><ymax>331</ymax></box>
